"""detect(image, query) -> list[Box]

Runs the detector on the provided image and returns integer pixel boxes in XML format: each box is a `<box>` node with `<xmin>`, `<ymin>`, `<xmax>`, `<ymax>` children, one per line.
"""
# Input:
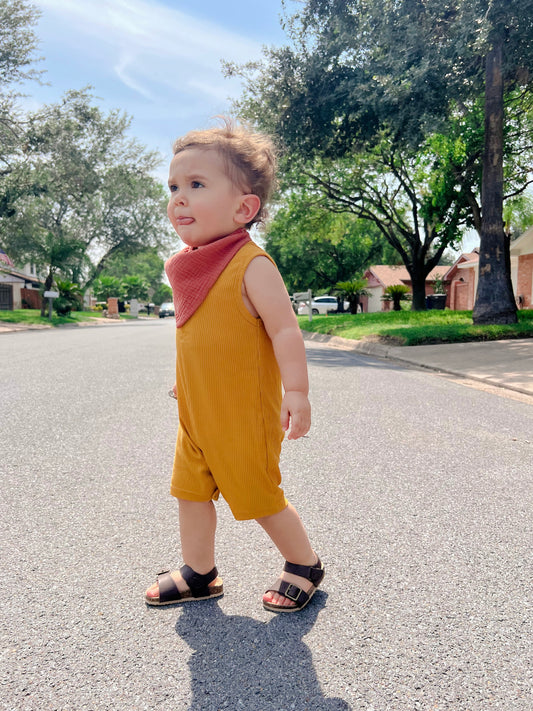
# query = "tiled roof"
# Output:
<box><xmin>365</xmin><ymin>265</ymin><xmax>448</xmax><ymax>288</ymax></box>
<box><xmin>442</xmin><ymin>252</ymin><xmax>479</xmax><ymax>279</ymax></box>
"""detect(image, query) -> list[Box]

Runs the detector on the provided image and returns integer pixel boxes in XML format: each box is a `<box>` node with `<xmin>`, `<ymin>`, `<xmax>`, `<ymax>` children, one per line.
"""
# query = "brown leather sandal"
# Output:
<box><xmin>145</xmin><ymin>565</ymin><xmax>223</xmax><ymax>606</ymax></box>
<box><xmin>263</xmin><ymin>557</ymin><xmax>325</xmax><ymax>613</ymax></box>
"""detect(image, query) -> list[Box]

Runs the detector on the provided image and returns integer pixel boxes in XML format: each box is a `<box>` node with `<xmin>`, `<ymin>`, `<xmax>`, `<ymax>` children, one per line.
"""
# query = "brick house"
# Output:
<box><xmin>0</xmin><ymin>261</ymin><xmax>44</xmax><ymax>310</ymax></box>
<box><xmin>511</xmin><ymin>226</ymin><xmax>533</xmax><ymax>309</ymax></box>
<box><xmin>442</xmin><ymin>227</ymin><xmax>533</xmax><ymax>310</ymax></box>
<box><xmin>362</xmin><ymin>264</ymin><xmax>450</xmax><ymax>312</ymax></box>
<box><xmin>442</xmin><ymin>250</ymin><xmax>479</xmax><ymax>310</ymax></box>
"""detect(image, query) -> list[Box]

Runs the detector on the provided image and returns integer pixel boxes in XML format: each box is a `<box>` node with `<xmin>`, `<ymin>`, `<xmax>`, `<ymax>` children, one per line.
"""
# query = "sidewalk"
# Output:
<box><xmin>303</xmin><ymin>332</ymin><xmax>533</xmax><ymax>398</ymax></box>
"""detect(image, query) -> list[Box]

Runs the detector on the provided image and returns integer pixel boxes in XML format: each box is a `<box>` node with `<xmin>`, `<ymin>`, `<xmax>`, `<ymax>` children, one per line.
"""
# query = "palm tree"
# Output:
<box><xmin>335</xmin><ymin>278</ymin><xmax>370</xmax><ymax>314</ymax></box>
<box><xmin>383</xmin><ymin>284</ymin><xmax>411</xmax><ymax>311</ymax></box>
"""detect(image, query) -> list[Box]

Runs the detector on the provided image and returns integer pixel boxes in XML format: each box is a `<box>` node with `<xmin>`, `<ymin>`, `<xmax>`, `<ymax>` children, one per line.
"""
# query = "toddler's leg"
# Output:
<box><xmin>179</xmin><ymin>499</ymin><xmax>217</xmax><ymax>574</ymax></box>
<box><xmin>256</xmin><ymin>503</ymin><xmax>321</xmax><ymax>609</ymax></box>
<box><xmin>145</xmin><ymin>499</ymin><xmax>222</xmax><ymax>601</ymax></box>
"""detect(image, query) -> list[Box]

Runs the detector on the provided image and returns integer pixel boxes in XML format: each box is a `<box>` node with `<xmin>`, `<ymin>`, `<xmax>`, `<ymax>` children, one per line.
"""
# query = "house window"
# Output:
<box><xmin>0</xmin><ymin>284</ymin><xmax>14</xmax><ymax>310</ymax></box>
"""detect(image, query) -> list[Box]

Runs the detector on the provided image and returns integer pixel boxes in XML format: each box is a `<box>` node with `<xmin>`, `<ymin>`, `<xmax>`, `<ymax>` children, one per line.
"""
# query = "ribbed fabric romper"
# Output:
<box><xmin>170</xmin><ymin>241</ymin><xmax>288</xmax><ymax>520</ymax></box>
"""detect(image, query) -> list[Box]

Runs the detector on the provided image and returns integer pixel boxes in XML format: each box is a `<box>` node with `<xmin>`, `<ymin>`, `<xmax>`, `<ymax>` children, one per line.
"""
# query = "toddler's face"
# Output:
<box><xmin>167</xmin><ymin>147</ymin><xmax>248</xmax><ymax>248</ymax></box>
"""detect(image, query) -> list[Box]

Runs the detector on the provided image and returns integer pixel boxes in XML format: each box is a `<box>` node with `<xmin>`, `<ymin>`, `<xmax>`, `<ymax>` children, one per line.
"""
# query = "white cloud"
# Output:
<box><xmin>114</xmin><ymin>53</ymin><xmax>154</xmax><ymax>100</ymax></box>
<box><xmin>35</xmin><ymin>0</ymin><xmax>262</xmax><ymax>101</ymax></box>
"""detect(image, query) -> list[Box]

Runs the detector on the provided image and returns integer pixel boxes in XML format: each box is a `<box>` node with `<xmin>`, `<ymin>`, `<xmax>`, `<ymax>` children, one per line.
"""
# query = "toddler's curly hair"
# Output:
<box><xmin>172</xmin><ymin>117</ymin><xmax>278</xmax><ymax>228</ymax></box>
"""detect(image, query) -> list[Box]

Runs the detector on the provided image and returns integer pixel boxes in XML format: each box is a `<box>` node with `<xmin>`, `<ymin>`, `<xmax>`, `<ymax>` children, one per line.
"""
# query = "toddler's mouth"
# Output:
<box><xmin>177</xmin><ymin>217</ymin><xmax>194</xmax><ymax>225</ymax></box>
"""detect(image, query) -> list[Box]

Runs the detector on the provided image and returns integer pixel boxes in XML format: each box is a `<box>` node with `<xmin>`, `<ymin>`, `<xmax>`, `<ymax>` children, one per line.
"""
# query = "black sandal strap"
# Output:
<box><xmin>283</xmin><ymin>558</ymin><xmax>323</xmax><ymax>586</ymax></box>
<box><xmin>180</xmin><ymin>565</ymin><xmax>218</xmax><ymax>598</ymax></box>
<box><xmin>276</xmin><ymin>580</ymin><xmax>310</xmax><ymax>607</ymax></box>
<box><xmin>156</xmin><ymin>571</ymin><xmax>181</xmax><ymax>603</ymax></box>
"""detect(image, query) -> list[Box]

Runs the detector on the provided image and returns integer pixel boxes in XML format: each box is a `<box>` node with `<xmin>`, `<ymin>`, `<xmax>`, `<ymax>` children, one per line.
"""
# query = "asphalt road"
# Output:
<box><xmin>1</xmin><ymin>320</ymin><xmax>532</xmax><ymax>711</ymax></box>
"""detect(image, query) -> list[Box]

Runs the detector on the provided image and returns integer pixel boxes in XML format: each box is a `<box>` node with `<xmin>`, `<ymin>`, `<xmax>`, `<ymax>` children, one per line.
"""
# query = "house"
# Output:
<box><xmin>362</xmin><ymin>264</ymin><xmax>450</xmax><ymax>312</ymax></box>
<box><xmin>511</xmin><ymin>226</ymin><xmax>533</xmax><ymax>309</ymax></box>
<box><xmin>0</xmin><ymin>253</ymin><xmax>44</xmax><ymax>310</ymax></box>
<box><xmin>442</xmin><ymin>250</ymin><xmax>479</xmax><ymax>310</ymax></box>
<box><xmin>442</xmin><ymin>226</ymin><xmax>533</xmax><ymax>310</ymax></box>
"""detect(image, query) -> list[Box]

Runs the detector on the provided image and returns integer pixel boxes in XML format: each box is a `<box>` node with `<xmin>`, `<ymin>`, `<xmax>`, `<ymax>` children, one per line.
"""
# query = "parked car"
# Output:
<box><xmin>158</xmin><ymin>302</ymin><xmax>175</xmax><ymax>318</ymax></box>
<box><xmin>297</xmin><ymin>295</ymin><xmax>348</xmax><ymax>315</ymax></box>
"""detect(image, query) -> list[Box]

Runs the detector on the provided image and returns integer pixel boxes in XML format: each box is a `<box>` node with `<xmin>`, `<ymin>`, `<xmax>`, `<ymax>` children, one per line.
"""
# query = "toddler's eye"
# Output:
<box><xmin>169</xmin><ymin>184</ymin><xmax>177</xmax><ymax>193</ymax></box>
<box><xmin>191</xmin><ymin>180</ymin><xmax>203</xmax><ymax>189</ymax></box>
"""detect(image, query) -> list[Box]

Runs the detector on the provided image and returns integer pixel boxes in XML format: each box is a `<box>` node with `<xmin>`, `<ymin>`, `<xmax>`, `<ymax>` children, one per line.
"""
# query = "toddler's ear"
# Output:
<box><xmin>236</xmin><ymin>194</ymin><xmax>261</xmax><ymax>225</ymax></box>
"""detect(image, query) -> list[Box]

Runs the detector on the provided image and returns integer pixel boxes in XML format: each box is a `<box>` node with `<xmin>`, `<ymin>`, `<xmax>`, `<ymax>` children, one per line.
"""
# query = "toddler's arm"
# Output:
<box><xmin>243</xmin><ymin>256</ymin><xmax>310</xmax><ymax>440</ymax></box>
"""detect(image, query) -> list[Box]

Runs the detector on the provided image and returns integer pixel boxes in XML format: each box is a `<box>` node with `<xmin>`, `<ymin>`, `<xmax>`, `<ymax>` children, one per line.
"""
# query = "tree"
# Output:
<box><xmin>228</xmin><ymin>0</ymin><xmax>533</xmax><ymax>321</ymax></box>
<box><xmin>503</xmin><ymin>191</ymin><xmax>533</xmax><ymax>239</ymax></box>
<box><xmin>152</xmin><ymin>282</ymin><xmax>173</xmax><ymax>306</ymax></box>
<box><xmin>471</xmin><ymin>5</ymin><xmax>533</xmax><ymax>323</ymax></box>
<box><xmin>263</xmin><ymin>137</ymin><xmax>469</xmax><ymax>309</ymax></box>
<box><xmin>384</xmin><ymin>284</ymin><xmax>411</xmax><ymax>311</ymax></box>
<box><xmin>91</xmin><ymin>276</ymin><xmax>122</xmax><ymax>302</ymax></box>
<box><xmin>97</xmin><ymin>247</ymin><xmax>167</xmax><ymax>300</ymax></box>
<box><xmin>228</xmin><ymin>35</ymin><xmax>470</xmax><ymax>308</ymax></box>
<box><xmin>0</xmin><ymin>90</ymin><xmax>174</xmax><ymax>295</ymax></box>
<box><xmin>53</xmin><ymin>278</ymin><xmax>82</xmax><ymax>316</ymax></box>
<box><xmin>0</xmin><ymin>0</ymin><xmax>42</xmax><ymax>90</ymax></box>
<box><xmin>121</xmin><ymin>275</ymin><xmax>149</xmax><ymax>302</ymax></box>
<box><xmin>335</xmin><ymin>278</ymin><xmax>369</xmax><ymax>314</ymax></box>
<box><xmin>17</xmin><ymin>230</ymin><xmax>87</xmax><ymax>316</ymax></box>
<box><xmin>0</xmin><ymin>0</ymin><xmax>43</xmax><ymax>216</ymax></box>
<box><xmin>264</xmin><ymin>185</ymin><xmax>398</xmax><ymax>294</ymax></box>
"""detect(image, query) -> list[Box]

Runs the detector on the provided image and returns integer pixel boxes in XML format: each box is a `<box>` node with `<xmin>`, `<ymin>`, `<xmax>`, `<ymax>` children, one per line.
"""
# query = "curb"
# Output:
<box><xmin>0</xmin><ymin>317</ymin><xmax>160</xmax><ymax>334</ymax></box>
<box><xmin>302</xmin><ymin>330</ymin><xmax>396</xmax><ymax>359</ymax></box>
<box><xmin>302</xmin><ymin>331</ymin><xmax>533</xmax><ymax>399</ymax></box>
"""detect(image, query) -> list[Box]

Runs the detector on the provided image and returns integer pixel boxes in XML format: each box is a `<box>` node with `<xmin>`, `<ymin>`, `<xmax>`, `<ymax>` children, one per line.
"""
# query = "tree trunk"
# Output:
<box><xmin>410</xmin><ymin>265</ymin><xmax>427</xmax><ymax>311</ymax></box>
<box><xmin>472</xmin><ymin>39</ymin><xmax>517</xmax><ymax>325</ymax></box>
<box><xmin>40</xmin><ymin>270</ymin><xmax>54</xmax><ymax>317</ymax></box>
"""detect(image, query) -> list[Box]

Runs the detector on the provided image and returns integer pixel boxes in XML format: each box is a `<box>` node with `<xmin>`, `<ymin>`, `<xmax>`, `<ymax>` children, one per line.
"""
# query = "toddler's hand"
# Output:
<box><xmin>280</xmin><ymin>391</ymin><xmax>311</xmax><ymax>440</ymax></box>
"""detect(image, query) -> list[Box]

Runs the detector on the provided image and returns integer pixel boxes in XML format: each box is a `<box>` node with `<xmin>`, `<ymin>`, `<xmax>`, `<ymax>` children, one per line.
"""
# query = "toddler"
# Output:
<box><xmin>145</xmin><ymin>119</ymin><xmax>324</xmax><ymax>612</ymax></box>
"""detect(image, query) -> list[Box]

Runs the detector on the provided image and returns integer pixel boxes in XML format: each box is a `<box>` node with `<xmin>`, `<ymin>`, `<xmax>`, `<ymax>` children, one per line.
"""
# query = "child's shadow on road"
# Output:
<box><xmin>175</xmin><ymin>591</ymin><xmax>351</xmax><ymax>710</ymax></box>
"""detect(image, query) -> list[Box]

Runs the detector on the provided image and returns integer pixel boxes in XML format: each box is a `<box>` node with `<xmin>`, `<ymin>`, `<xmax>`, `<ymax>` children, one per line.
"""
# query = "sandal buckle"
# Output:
<box><xmin>284</xmin><ymin>584</ymin><xmax>302</xmax><ymax>602</ymax></box>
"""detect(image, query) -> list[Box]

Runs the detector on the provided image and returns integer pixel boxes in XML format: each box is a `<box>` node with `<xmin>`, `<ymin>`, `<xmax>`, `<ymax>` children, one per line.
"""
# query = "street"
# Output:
<box><xmin>1</xmin><ymin>320</ymin><xmax>532</xmax><ymax>711</ymax></box>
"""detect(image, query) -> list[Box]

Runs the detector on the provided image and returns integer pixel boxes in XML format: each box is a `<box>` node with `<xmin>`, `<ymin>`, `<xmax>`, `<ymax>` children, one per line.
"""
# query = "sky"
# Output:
<box><xmin>22</xmin><ymin>0</ymin><xmax>479</xmax><ymax>253</ymax></box>
<box><xmin>24</xmin><ymin>0</ymin><xmax>291</xmax><ymax>184</ymax></box>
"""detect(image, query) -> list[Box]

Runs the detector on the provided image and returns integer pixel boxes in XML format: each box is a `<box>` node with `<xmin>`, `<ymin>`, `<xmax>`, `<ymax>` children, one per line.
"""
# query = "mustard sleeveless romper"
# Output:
<box><xmin>170</xmin><ymin>241</ymin><xmax>288</xmax><ymax>520</ymax></box>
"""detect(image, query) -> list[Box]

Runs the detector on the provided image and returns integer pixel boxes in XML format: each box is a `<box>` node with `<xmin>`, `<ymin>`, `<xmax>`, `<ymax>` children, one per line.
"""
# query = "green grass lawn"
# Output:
<box><xmin>0</xmin><ymin>309</ymin><xmax>149</xmax><ymax>327</ymax></box>
<box><xmin>298</xmin><ymin>308</ymin><xmax>533</xmax><ymax>346</ymax></box>
<box><xmin>3</xmin><ymin>307</ymin><xmax>533</xmax><ymax>345</ymax></box>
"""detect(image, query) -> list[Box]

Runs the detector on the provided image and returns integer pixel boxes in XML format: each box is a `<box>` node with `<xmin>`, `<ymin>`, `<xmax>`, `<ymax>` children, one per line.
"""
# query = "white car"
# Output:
<box><xmin>298</xmin><ymin>295</ymin><xmax>348</xmax><ymax>315</ymax></box>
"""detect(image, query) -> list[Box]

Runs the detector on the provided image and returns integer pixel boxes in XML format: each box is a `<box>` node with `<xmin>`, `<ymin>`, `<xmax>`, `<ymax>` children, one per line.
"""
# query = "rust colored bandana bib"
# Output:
<box><xmin>165</xmin><ymin>228</ymin><xmax>251</xmax><ymax>327</ymax></box>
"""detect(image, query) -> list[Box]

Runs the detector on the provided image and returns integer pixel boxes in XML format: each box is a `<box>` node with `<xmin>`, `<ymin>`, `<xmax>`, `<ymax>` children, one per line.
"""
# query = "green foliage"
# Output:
<box><xmin>96</xmin><ymin>247</ymin><xmax>167</xmax><ymax>300</ymax></box>
<box><xmin>1</xmin><ymin>1</ymin><xmax>44</xmax><ymax>226</ymax></box>
<box><xmin>0</xmin><ymin>0</ymin><xmax>43</xmax><ymax>88</ymax></box>
<box><xmin>432</xmin><ymin>273</ymin><xmax>446</xmax><ymax>295</ymax></box>
<box><xmin>231</xmin><ymin>0</ymin><xmax>533</xmax><ymax>319</ymax></box>
<box><xmin>384</xmin><ymin>284</ymin><xmax>411</xmax><ymax>296</ymax></box>
<box><xmin>92</xmin><ymin>276</ymin><xmax>122</xmax><ymax>302</ymax></box>
<box><xmin>297</xmin><ymin>308</ymin><xmax>533</xmax><ymax>346</ymax></box>
<box><xmin>91</xmin><ymin>273</ymin><xmax>152</xmax><ymax>302</ymax></box>
<box><xmin>0</xmin><ymin>89</ymin><xmax>174</xmax><ymax>287</ymax></box>
<box><xmin>121</xmin><ymin>275</ymin><xmax>149</xmax><ymax>301</ymax></box>
<box><xmin>264</xmin><ymin>183</ymin><xmax>398</xmax><ymax>293</ymax></box>
<box><xmin>152</xmin><ymin>282</ymin><xmax>173</xmax><ymax>305</ymax></box>
<box><xmin>53</xmin><ymin>278</ymin><xmax>83</xmax><ymax>316</ymax></box>
<box><xmin>334</xmin><ymin>278</ymin><xmax>369</xmax><ymax>314</ymax></box>
<box><xmin>383</xmin><ymin>283</ymin><xmax>411</xmax><ymax>311</ymax></box>
<box><xmin>504</xmin><ymin>191</ymin><xmax>533</xmax><ymax>239</ymax></box>
<box><xmin>335</xmin><ymin>278</ymin><xmax>369</xmax><ymax>296</ymax></box>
